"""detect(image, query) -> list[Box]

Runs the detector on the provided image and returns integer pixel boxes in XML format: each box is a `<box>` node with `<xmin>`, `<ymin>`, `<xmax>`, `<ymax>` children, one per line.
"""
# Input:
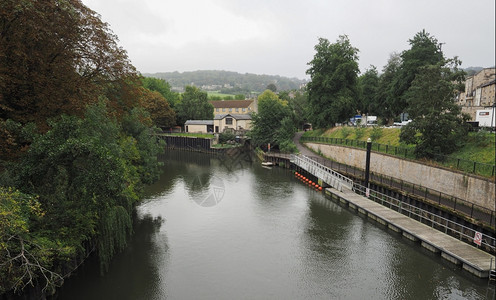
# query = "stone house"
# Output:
<box><xmin>457</xmin><ymin>68</ymin><xmax>496</xmax><ymax>120</ymax></box>
<box><xmin>213</xmin><ymin>114</ymin><xmax>252</xmax><ymax>133</ymax></box>
<box><xmin>210</xmin><ymin>100</ymin><xmax>257</xmax><ymax>116</ymax></box>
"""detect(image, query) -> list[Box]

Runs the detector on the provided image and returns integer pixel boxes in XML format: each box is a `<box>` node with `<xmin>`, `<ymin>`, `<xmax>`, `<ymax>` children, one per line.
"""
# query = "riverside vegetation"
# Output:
<box><xmin>0</xmin><ymin>1</ymin><xmax>164</xmax><ymax>297</ymax></box>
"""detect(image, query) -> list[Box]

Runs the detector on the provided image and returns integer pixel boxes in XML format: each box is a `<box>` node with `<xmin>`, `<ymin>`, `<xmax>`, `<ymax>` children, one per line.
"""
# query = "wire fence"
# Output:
<box><xmin>301</xmin><ymin>136</ymin><xmax>495</xmax><ymax>177</ymax></box>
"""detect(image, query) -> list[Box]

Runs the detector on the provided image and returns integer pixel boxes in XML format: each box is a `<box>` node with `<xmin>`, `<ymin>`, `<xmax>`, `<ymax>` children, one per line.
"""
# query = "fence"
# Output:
<box><xmin>369</xmin><ymin>172</ymin><xmax>495</xmax><ymax>228</ymax></box>
<box><xmin>301</xmin><ymin>136</ymin><xmax>495</xmax><ymax>177</ymax></box>
<box><xmin>290</xmin><ymin>154</ymin><xmax>353</xmax><ymax>191</ymax></box>
<box><xmin>292</xmin><ymin>154</ymin><xmax>495</xmax><ymax>228</ymax></box>
<box><xmin>353</xmin><ymin>183</ymin><xmax>496</xmax><ymax>254</ymax></box>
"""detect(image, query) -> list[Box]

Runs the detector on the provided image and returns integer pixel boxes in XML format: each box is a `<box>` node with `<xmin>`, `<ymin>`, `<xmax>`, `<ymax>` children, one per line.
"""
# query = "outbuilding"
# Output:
<box><xmin>184</xmin><ymin>120</ymin><xmax>214</xmax><ymax>133</ymax></box>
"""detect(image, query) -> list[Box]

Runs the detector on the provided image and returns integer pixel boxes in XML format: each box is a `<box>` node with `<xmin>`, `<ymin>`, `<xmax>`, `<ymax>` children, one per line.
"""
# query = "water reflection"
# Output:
<box><xmin>55</xmin><ymin>214</ymin><xmax>165</xmax><ymax>300</ymax></box>
<box><xmin>57</xmin><ymin>150</ymin><xmax>489</xmax><ymax>300</ymax></box>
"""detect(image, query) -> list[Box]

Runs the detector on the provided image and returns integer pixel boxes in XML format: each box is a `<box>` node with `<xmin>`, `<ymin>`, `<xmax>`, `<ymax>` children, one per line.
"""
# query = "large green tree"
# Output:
<box><xmin>375</xmin><ymin>52</ymin><xmax>402</xmax><ymax>123</ymax></box>
<box><xmin>2</xmin><ymin>102</ymin><xmax>164</xmax><ymax>294</ymax></box>
<box><xmin>357</xmin><ymin>66</ymin><xmax>379</xmax><ymax>115</ymax></box>
<box><xmin>399</xmin><ymin>60</ymin><xmax>469</xmax><ymax>158</ymax></box>
<box><xmin>287</xmin><ymin>91</ymin><xmax>310</xmax><ymax>130</ymax></box>
<box><xmin>141</xmin><ymin>77</ymin><xmax>180</xmax><ymax>109</ymax></box>
<box><xmin>306</xmin><ymin>35</ymin><xmax>360</xmax><ymax>128</ymax></box>
<box><xmin>0</xmin><ymin>1</ymin><xmax>165</xmax><ymax>296</ymax></box>
<box><xmin>390</xmin><ymin>30</ymin><xmax>445</xmax><ymax>117</ymax></box>
<box><xmin>175</xmin><ymin>86</ymin><xmax>214</xmax><ymax>125</ymax></box>
<box><xmin>249</xmin><ymin>90</ymin><xmax>294</xmax><ymax>150</ymax></box>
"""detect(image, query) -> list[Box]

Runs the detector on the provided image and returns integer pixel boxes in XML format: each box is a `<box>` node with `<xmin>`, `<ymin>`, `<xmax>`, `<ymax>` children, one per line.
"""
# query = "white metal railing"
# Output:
<box><xmin>291</xmin><ymin>154</ymin><xmax>353</xmax><ymax>191</ymax></box>
<box><xmin>290</xmin><ymin>153</ymin><xmax>495</xmax><ymax>254</ymax></box>
<box><xmin>353</xmin><ymin>183</ymin><xmax>496</xmax><ymax>253</ymax></box>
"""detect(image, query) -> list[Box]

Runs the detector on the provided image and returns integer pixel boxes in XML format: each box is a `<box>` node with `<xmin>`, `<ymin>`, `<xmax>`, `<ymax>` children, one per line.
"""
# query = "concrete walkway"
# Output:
<box><xmin>327</xmin><ymin>188</ymin><xmax>495</xmax><ymax>278</ymax></box>
<box><xmin>293</xmin><ymin>132</ymin><xmax>494</xmax><ymax>227</ymax></box>
<box><xmin>293</xmin><ymin>131</ymin><xmax>314</xmax><ymax>156</ymax></box>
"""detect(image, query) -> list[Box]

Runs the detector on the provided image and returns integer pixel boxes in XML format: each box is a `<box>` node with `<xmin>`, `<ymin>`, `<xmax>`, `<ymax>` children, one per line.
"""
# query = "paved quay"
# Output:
<box><xmin>325</xmin><ymin>187</ymin><xmax>495</xmax><ymax>278</ymax></box>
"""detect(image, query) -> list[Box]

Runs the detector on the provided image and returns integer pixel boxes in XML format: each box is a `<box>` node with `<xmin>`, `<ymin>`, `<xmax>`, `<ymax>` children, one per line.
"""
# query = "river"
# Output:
<box><xmin>56</xmin><ymin>150</ymin><xmax>491</xmax><ymax>299</ymax></box>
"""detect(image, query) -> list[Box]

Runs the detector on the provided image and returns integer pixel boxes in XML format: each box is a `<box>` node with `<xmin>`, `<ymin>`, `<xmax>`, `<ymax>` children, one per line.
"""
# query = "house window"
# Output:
<box><xmin>236</xmin><ymin>108</ymin><xmax>239</xmax><ymax>112</ymax></box>
<box><xmin>222</xmin><ymin>108</ymin><xmax>226</xmax><ymax>112</ymax></box>
<box><xmin>216</xmin><ymin>108</ymin><xmax>219</xmax><ymax>112</ymax></box>
<box><xmin>225</xmin><ymin>118</ymin><xmax>233</xmax><ymax>125</ymax></box>
<box><xmin>229</xmin><ymin>108</ymin><xmax>232</xmax><ymax>112</ymax></box>
<box><xmin>242</xmin><ymin>108</ymin><xmax>246</xmax><ymax>112</ymax></box>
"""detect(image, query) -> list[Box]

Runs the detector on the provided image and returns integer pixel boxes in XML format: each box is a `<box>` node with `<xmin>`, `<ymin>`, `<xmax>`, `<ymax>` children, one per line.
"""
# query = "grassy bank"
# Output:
<box><xmin>161</xmin><ymin>132</ymin><xmax>214</xmax><ymax>139</ymax></box>
<box><xmin>302</xmin><ymin>127</ymin><xmax>495</xmax><ymax>177</ymax></box>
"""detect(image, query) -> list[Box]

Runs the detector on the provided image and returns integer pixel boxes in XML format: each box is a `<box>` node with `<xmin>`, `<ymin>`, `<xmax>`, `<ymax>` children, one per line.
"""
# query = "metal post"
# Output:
<box><xmin>365</xmin><ymin>138</ymin><xmax>372</xmax><ymax>189</ymax></box>
<box><xmin>491</xmin><ymin>102</ymin><xmax>495</xmax><ymax>131</ymax></box>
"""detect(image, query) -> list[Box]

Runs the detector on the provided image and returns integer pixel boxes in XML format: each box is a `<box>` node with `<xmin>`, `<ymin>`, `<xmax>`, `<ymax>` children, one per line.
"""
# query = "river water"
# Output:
<box><xmin>57</xmin><ymin>150</ymin><xmax>491</xmax><ymax>299</ymax></box>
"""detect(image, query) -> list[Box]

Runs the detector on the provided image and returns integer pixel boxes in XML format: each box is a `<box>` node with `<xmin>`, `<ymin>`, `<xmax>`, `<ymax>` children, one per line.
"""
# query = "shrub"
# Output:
<box><xmin>219</xmin><ymin>132</ymin><xmax>236</xmax><ymax>144</ymax></box>
<box><xmin>354</xmin><ymin>127</ymin><xmax>365</xmax><ymax>140</ymax></box>
<box><xmin>341</xmin><ymin>126</ymin><xmax>352</xmax><ymax>138</ymax></box>
<box><xmin>279</xmin><ymin>139</ymin><xmax>298</xmax><ymax>153</ymax></box>
<box><xmin>471</xmin><ymin>129</ymin><xmax>490</xmax><ymax>147</ymax></box>
<box><xmin>370</xmin><ymin>127</ymin><xmax>383</xmax><ymax>141</ymax></box>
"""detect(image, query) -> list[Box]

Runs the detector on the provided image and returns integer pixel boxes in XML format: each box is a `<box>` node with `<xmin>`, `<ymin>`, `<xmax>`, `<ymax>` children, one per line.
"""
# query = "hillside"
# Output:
<box><xmin>464</xmin><ymin>66</ymin><xmax>485</xmax><ymax>76</ymax></box>
<box><xmin>142</xmin><ymin>70</ymin><xmax>307</xmax><ymax>93</ymax></box>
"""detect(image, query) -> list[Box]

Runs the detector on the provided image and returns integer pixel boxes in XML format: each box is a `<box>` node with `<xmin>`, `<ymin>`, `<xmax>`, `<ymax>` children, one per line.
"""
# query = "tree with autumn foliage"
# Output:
<box><xmin>0</xmin><ymin>0</ymin><xmax>140</xmax><ymax>158</ymax></box>
<box><xmin>139</xmin><ymin>88</ymin><xmax>176</xmax><ymax>129</ymax></box>
<box><xmin>0</xmin><ymin>1</ymin><xmax>166</xmax><ymax>297</ymax></box>
<box><xmin>141</xmin><ymin>77</ymin><xmax>180</xmax><ymax>109</ymax></box>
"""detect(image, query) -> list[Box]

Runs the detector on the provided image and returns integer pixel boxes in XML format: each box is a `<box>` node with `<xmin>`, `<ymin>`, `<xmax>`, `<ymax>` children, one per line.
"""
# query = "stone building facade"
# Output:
<box><xmin>210</xmin><ymin>100</ymin><xmax>257</xmax><ymax>117</ymax></box>
<box><xmin>457</xmin><ymin>68</ymin><xmax>496</xmax><ymax>121</ymax></box>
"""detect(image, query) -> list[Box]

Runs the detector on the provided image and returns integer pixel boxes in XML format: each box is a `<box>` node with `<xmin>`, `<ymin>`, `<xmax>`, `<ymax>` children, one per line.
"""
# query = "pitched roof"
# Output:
<box><xmin>209</xmin><ymin>100</ymin><xmax>253</xmax><ymax>109</ymax></box>
<box><xmin>480</xmin><ymin>79</ymin><xmax>496</xmax><ymax>88</ymax></box>
<box><xmin>214</xmin><ymin>114</ymin><xmax>252</xmax><ymax>120</ymax></box>
<box><xmin>184</xmin><ymin>120</ymin><xmax>214</xmax><ymax>125</ymax></box>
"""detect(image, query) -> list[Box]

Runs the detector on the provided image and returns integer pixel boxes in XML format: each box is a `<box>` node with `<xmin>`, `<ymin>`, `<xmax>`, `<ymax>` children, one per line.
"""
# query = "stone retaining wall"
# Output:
<box><xmin>305</xmin><ymin>143</ymin><xmax>495</xmax><ymax>210</ymax></box>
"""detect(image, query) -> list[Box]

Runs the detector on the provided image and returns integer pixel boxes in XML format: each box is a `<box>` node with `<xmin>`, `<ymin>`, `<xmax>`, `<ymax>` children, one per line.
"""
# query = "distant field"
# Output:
<box><xmin>207</xmin><ymin>91</ymin><xmax>236</xmax><ymax>98</ymax></box>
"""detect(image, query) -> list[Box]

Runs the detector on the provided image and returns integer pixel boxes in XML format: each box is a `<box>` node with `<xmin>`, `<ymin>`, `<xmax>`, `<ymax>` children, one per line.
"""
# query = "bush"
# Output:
<box><xmin>219</xmin><ymin>132</ymin><xmax>236</xmax><ymax>144</ymax></box>
<box><xmin>370</xmin><ymin>127</ymin><xmax>383</xmax><ymax>141</ymax></box>
<box><xmin>279</xmin><ymin>139</ymin><xmax>298</xmax><ymax>153</ymax></box>
<box><xmin>354</xmin><ymin>127</ymin><xmax>365</xmax><ymax>140</ymax></box>
<box><xmin>341</xmin><ymin>126</ymin><xmax>352</xmax><ymax>138</ymax></box>
<box><xmin>471</xmin><ymin>129</ymin><xmax>491</xmax><ymax>147</ymax></box>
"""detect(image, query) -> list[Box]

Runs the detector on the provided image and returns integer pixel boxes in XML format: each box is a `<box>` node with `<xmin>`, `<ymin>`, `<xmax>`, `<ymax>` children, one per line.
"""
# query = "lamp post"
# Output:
<box><xmin>365</xmin><ymin>138</ymin><xmax>372</xmax><ymax>196</ymax></box>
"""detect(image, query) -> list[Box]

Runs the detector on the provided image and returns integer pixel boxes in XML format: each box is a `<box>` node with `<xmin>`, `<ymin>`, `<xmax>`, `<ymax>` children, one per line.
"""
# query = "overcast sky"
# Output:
<box><xmin>82</xmin><ymin>0</ymin><xmax>495</xmax><ymax>79</ymax></box>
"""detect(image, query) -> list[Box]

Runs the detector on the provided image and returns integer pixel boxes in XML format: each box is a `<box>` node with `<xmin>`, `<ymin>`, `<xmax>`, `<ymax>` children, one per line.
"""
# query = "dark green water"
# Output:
<box><xmin>57</xmin><ymin>150</ymin><xmax>492</xmax><ymax>299</ymax></box>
